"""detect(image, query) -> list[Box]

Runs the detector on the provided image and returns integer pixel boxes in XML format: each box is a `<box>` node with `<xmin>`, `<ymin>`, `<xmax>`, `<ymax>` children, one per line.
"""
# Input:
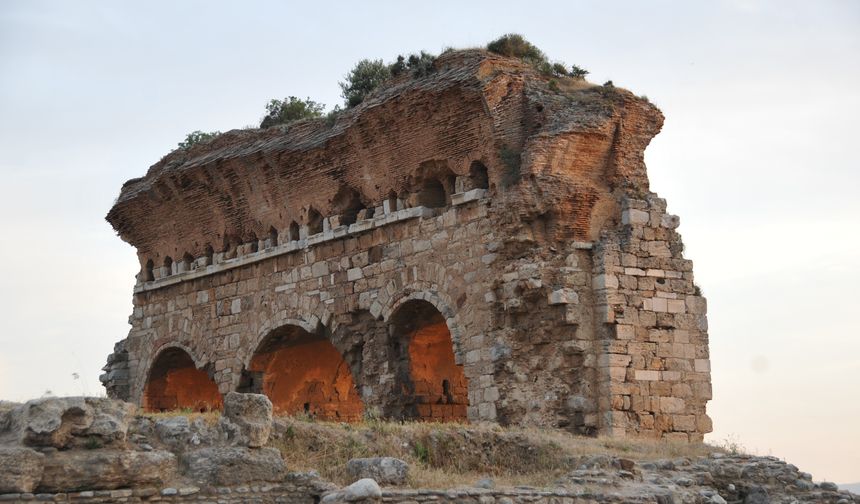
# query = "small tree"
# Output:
<box><xmin>340</xmin><ymin>59</ymin><xmax>391</xmax><ymax>108</ymax></box>
<box><xmin>389</xmin><ymin>55</ymin><xmax>407</xmax><ymax>76</ymax></box>
<box><xmin>260</xmin><ymin>96</ymin><xmax>325</xmax><ymax>128</ymax></box>
<box><xmin>177</xmin><ymin>130</ymin><xmax>221</xmax><ymax>150</ymax></box>
<box><xmin>569</xmin><ymin>64</ymin><xmax>589</xmax><ymax>80</ymax></box>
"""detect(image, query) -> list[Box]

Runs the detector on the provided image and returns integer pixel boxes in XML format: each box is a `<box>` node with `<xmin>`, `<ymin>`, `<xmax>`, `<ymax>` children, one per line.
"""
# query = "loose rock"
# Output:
<box><xmin>346</xmin><ymin>457</ymin><xmax>409</xmax><ymax>486</ymax></box>
<box><xmin>344</xmin><ymin>478</ymin><xmax>382</xmax><ymax>501</ymax></box>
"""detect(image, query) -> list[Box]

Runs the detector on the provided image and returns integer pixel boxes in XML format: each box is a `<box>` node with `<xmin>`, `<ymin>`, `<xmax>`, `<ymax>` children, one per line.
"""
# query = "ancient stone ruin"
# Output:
<box><xmin>102</xmin><ymin>49</ymin><xmax>712</xmax><ymax>441</ymax></box>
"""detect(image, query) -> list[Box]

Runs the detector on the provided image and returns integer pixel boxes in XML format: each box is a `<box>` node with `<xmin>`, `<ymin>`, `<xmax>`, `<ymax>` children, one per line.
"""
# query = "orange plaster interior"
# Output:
<box><xmin>143</xmin><ymin>349</ymin><xmax>222</xmax><ymax>412</ymax></box>
<box><xmin>249</xmin><ymin>334</ymin><xmax>363</xmax><ymax>421</ymax></box>
<box><xmin>407</xmin><ymin>318</ymin><xmax>469</xmax><ymax>421</ymax></box>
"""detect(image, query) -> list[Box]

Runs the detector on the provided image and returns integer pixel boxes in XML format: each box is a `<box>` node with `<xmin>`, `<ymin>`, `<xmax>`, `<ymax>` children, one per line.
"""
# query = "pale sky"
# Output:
<box><xmin>1</xmin><ymin>0</ymin><xmax>858</xmax><ymax>484</ymax></box>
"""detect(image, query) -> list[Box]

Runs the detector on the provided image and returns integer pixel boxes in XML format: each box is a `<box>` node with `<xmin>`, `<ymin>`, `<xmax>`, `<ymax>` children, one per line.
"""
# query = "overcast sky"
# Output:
<box><xmin>1</xmin><ymin>0</ymin><xmax>858</xmax><ymax>484</ymax></box>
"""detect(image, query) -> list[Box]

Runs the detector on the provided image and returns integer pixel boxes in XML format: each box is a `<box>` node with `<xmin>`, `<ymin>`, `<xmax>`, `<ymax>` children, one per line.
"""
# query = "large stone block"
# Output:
<box><xmin>0</xmin><ymin>447</ymin><xmax>44</xmax><ymax>493</ymax></box>
<box><xmin>180</xmin><ymin>447</ymin><xmax>284</xmax><ymax>486</ymax></box>
<box><xmin>221</xmin><ymin>392</ymin><xmax>273</xmax><ymax>448</ymax></box>
<box><xmin>38</xmin><ymin>449</ymin><xmax>176</xmax><ymax>492</ymax></box>
<box><xmin>622</xmin><ymin>209</ymin><xmax>650</xmax><ymax>225</ymax></box>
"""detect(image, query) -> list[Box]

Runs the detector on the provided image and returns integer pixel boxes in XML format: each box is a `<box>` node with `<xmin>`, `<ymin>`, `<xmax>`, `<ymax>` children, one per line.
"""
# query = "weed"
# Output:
<box><xmin>84</xmin><ymin>437</ymin><xmax>102</xmax><ymax>450</ymax></box>
<box><xmin>714</xmin><ymin>434</ymin><xmax>747</xmax><ymax>455</ymax></box>
<box><xmin>413</xmin><ymin>441</ymin><xmax>430</xmax><ymax>464</ymax></box>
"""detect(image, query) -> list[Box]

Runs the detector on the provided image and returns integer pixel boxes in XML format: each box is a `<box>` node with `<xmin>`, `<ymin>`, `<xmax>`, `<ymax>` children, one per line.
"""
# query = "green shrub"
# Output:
<box><xmin>569</xmin><ymin>64</ymin><xmax>589</xmax><ymax>80</ymax></box>
<box><xmin>551</xmin><ymin>62</ymin><xmax>569</xmax><ymax>77</ymax></box>
<box><xmin>325</xmin><ymin>105</ymin><xmax>343</xmax><ymax>127</ymax></box>
<box><xmin>390</xmin><ymin>51</ymin><xmax>437</xmax><ymax>78</ymax></box>
<box><xmin>413</xmin><ymin>440</ymin><xmax>430</xmax><ymax>464</ymax></box>
<box><xmin>406</xmin><ymin>51</ymin><xmax>436</xmax><ymax>77</ymax></box>
<box><xmin>487</xmin><ymin>34</ymin><xmax>589</xmax><ymax>83</ymax></box>
<box><xmin>389</xmin><ymin>55</ymin><xmax>407</xmax><ymax>76</ymax></box>
<box><xmin>260</xmin><ymin>96</ymin><xmax>325</xmax><ymax>128</ymax></box>
<box><xmin>340</xmin><ymin>59</ymin><xmax>391</xmax><ymax>108</ymax></box>
<box><xmin>177</xmin><ymin>130</ymin><xmax>221</xmax><ymax>150</ymax></box>
<box><xmin>486</xmin><ymin>33</ymin><xmax>546</xmax><ymax>64</ymax></box>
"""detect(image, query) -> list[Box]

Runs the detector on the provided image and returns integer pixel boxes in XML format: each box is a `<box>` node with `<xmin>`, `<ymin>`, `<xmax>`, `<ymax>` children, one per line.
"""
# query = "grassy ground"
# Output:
<box><xmin>267</xmin><ymin>416</ymin><xmax>720</xmax><ymax>488</ymax></box>
<box><xmin>138</xmin><ymin>409</ymin><xmax>722</xmax><ymax>488</ymax></box>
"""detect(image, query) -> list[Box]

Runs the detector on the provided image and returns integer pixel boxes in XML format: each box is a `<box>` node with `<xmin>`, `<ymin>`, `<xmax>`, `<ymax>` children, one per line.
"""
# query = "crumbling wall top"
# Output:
<box><xmin>107</xmin><ymin>49</ymin><xmax>662</xmax><ymax>264</ymax></box>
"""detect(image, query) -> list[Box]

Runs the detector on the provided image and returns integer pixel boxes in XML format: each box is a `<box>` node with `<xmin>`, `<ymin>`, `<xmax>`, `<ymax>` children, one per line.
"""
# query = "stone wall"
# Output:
<box><xmin>593</xmin><ymin>196</ymin><xmax>711</xmax><ymax>441</ymax></box>
<box><xmin>102</xmin><ymin>48</ymin><xmax>712</xmax><ymax>439</ymax></box>
<box><xmin>0</xmin><ymin>486</ymin><xmax>633</xmax><ymax>503</ymax></box>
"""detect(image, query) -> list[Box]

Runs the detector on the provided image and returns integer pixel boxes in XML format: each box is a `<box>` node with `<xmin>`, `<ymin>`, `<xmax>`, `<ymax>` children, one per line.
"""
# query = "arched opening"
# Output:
<box><xmin>144</xmin><ymin>259</ymin><xmax>154</xmax><ymax>282</ymax></box>
<box><xmin>243</xmin><ymin>324</ymin><xmax>363</xmax><ymax>421</ymax></box>
<box><xmin>331</xmin><ymin>185</ymin><xmax>365</xmax><ymax>226</ymax></box>
<box><xmin>221</xmin><ymin>235</ymin><xmax>238</xmax><ymax>259</ymax></box>
<box><xmin>182</xmin><ymin>252</ymin><xmax>195</xmax><ymax>271</ymax></box>
<box><xmin>416</xmin><ymin>179</ymin><xmax>447</xmax><ymax>208</ymax></box>
<box><xmin>248</xmin><ymin>232</ymin><xmax>259</xmax><ymax>253</ymax></box>
<box><xmin>389</xmin><ymin>300</ymin><xmax>468</xmax><ymax>422</ymax></box>
<box><xmin>143</xmin><ymin>347</ymin><xmax>222</xmax><ymax>412</ymax></box>
<box><xmin>307</xmin><ymin>208</ymin><xmax>323</xmax><ymax>235</ymax></box>
<box><xmin>163</xmin><ymin>256</ymin><xmax>173</xmax><ymax>277</ymax></box>
<box><xmin>205</xmin><ymin>245</ymin><xmax>214</xmax><ymax>265</ymax></box>
<box><xmin>268</xmin><ymin>226</ymin><xmax>279</xmax><ymax>248</ymax></box>
<box><xmin>288</xmin><ymin>221</ymin><xmax>300</xmax><ymax>242</ymax></box>
<box><xmin>469</xmin><ymin>161</ymin><xmax>489</xmax><ymax>190</ymax></box>
<box><xmin>384</xmin><ymin>191</ymin><xmax>399</xmax><ymax>214</ymax></box>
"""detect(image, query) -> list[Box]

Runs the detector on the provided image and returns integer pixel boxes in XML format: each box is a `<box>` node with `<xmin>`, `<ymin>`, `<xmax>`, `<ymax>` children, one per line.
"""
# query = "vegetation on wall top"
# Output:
<box><xmin>260</xmin><ymin>96</ymin><xmax>326</xmax><ymax>129</ymax></box>
<box><xmin>175</xmin><ymin>34</ymin><xmax>591</xmax><ymax>150</ymax></box>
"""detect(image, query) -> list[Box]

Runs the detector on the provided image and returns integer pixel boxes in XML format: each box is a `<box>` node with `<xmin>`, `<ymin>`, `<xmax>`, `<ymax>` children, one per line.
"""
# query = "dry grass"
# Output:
<box><xmin>554</xmin><ymin>77</ymin><xmax>596</xmax><ymax>94</ymax></box>
<box><xmin>267</xmin><ymin>416</ymin><xmax>720</xmax><ymax>488</ymax></box>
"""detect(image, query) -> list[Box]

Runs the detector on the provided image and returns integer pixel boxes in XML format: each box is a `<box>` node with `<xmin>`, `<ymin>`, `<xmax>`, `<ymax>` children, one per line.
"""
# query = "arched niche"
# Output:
<box><xmin>288</xmin><ymin>221</ymin><xmax>300</xmax><ymax>241</ymax></box>
<box><xmin>240</xmin><ymin>324</ymin><xmax>363</xmax><ymax>421</ymax></box>
<box><xmin>388</xmin><ymin>299</ymin><xmax>468</xmax><ymax>422</ymax></box>
<box><xmin>143</xmin><ymin>347</ymin><xmax>222</xmax><ymax>412</ymax></box>
<box><xmin>469</xmin><ymin>160</ymin><xmax>489</xmax><ymax>190</ymax></box>
<box><xmin>331</xmin><ymin>185</ymin><xmax>366</xmax><ymax>226</ymax></box>
<box><xmin>307</xmin><ymin>208</ymin><xmax>323</xmax><ymax>235</ymax></box>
